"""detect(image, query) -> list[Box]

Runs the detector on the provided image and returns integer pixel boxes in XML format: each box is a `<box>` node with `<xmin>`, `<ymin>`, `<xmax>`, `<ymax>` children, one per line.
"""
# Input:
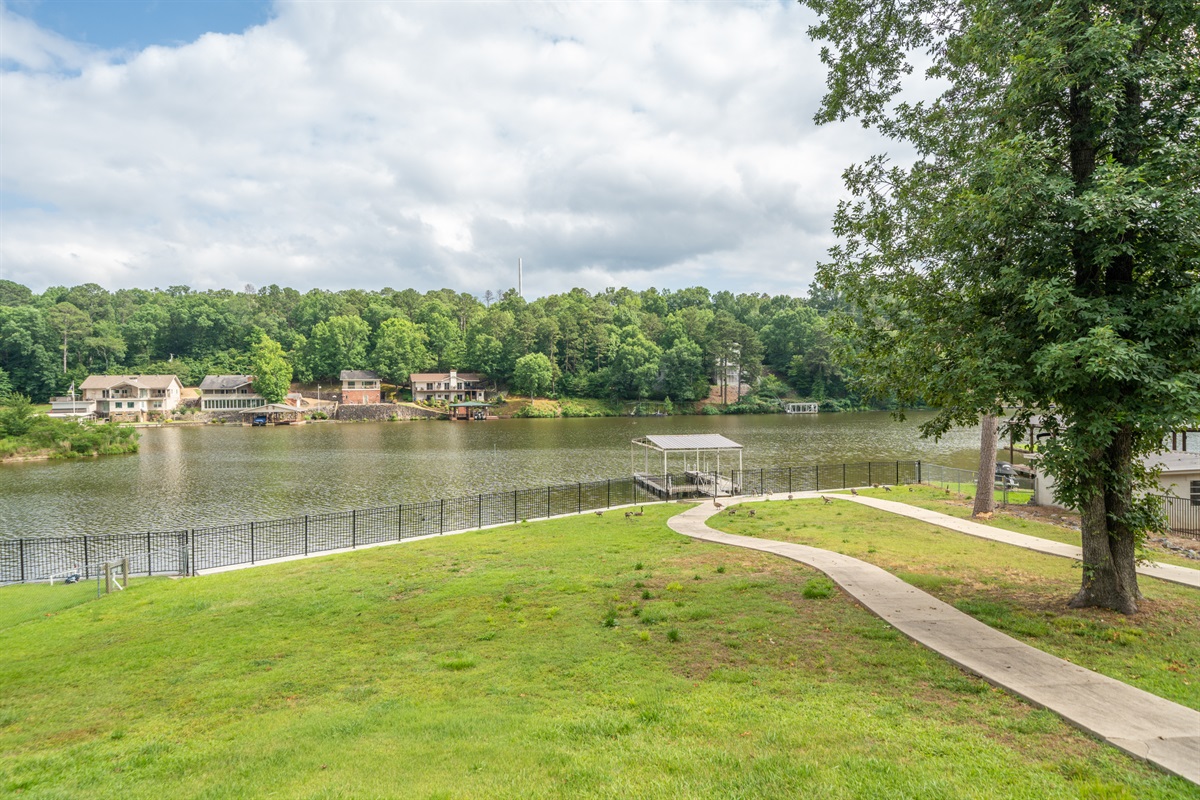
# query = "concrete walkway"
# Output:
<box><xmin>667</xmin><ymin>496</ymin><xmax>1200</xmax><ymax>784</ymax></box>
<box><xmin>840</xmin><ymin>494</ymin><xmax>1200</xmax><ymax>589</ymax></box>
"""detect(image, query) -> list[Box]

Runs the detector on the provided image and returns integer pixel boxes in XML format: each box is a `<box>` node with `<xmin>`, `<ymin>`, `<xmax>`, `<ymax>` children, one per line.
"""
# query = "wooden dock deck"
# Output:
<box><xmin>684</xmin><ymin>470</ymin><xmax>740</xmax><ymax>497</ymax></box>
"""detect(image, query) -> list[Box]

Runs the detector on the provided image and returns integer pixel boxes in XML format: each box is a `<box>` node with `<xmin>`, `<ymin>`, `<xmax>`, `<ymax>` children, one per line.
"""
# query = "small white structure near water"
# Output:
<box><xmin>785</xmin><ymin>402</ymin><xmax>819</xmax><ymax>414</ymax></box>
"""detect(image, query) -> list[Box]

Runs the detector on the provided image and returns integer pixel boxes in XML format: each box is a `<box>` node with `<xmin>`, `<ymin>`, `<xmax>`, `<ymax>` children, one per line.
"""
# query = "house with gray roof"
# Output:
<box><xmin>199</xmin><ymin>375</ymin><xmax>267</xmax><ymax>412</ymax></box>
<box><xmin>340</xmin><ymin>370</ymin><xmax>381</xmax><ymax>404</ymax></box>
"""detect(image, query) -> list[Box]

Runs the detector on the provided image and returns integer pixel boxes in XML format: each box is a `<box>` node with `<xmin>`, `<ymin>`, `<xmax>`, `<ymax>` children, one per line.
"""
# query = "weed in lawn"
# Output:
<box><xmin>641</xmin><ymin>590</ymin><xmax>652</xmax><ymax>600</ymax></box>
<box><xmin>667</xmin><ymin>628</ymin><xmax>680</xmax><ymax>642</ymax></box>
<box><xmin>439</xmin><ymin>654</ymin><xmax>477</xmax><ymax>671</ymax></box>
<box><xmin>716</xmin><ymin>565</ymin><xmax>726</xmax><ymax>574</ymax></box>
<box><xmin>802</xmin><ymin>578</ymin><xmax>835</xmax><ymax>599</ymax></box>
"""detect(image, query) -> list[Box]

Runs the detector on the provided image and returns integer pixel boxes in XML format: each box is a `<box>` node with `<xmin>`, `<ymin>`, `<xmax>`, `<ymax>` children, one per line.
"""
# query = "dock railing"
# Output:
<box><xmin>1</xmin><ymin>459</ymin><xmax>923</xmax><ymax>585</ymax></box>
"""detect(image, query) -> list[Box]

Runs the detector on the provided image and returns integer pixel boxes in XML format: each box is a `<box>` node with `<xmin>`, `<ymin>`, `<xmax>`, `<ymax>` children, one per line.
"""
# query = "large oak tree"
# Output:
<box><xmin>803</xmin><ymin>0</ymin><xmax>1200</xmax><ymax>612</ymax></box>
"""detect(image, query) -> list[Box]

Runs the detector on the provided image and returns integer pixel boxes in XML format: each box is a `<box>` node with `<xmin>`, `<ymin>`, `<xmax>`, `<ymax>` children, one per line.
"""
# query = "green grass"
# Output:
<box><xmin>715</xmin><ymin>498</ymin><xmax>1200</xmax><ymax>711</ymax></box>
<box><xmin>0</xmin><ymin>580</ymin><xmax>100</xmax><ymax>630</ymax></box>
<box><xmin>849</xmin><ymin>484</ymin><xmax>1200</xmax><ymax>569</ymax></box>
<box><xmin>2</xmin><ymin>507</ymin><xmax>1195</xmax><ymax>798</ymax></box>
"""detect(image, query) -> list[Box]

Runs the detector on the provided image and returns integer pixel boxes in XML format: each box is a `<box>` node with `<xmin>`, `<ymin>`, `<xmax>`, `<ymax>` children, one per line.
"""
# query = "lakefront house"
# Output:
<box><xmin>340</xmin><ymin>370</ymin><xmax>381</xmax><ymax>404</ymax></box>
<box><xmin>199</xmin><ymin>375</ymin><xmax>267</xmax><ymax>412</ymax></box>
<box><xmin>410</xmin><ymin>370</ymin><xmax>487</xmax><ymax>403</ymax></box>
<box><xmin>78</xmin><ymin>374</ymin><xmax>183</xmax><ymax>420</ymax></box>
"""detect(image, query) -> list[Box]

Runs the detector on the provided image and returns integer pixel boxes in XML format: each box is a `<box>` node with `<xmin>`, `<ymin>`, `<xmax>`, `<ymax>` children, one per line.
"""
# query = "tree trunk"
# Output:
<box><xmin>1069</xmin><ymin>429</ymin><xmax>1140</xmax><ymax>614</ymax></box>
<box><xmin>972</xmin><ymin>414</ymin><xmax>997</xmax><ymax>517</ymax></box>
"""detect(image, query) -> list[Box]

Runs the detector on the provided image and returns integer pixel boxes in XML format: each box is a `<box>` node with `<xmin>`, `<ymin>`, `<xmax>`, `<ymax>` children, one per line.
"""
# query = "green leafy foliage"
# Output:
<box><xmin>513</xmin><ymin>352</ymin><xmax>554</xmax><ymax>399</ymax></box>
<box><xmin>371</xmin><ymin>317</ymin><xmax>433</xmax><ymax>384</ymax></box>
<box><xmin>803</xmin><ymin>0</ymin><xmax>1200</xmax><ymax>612</ymax></box>
<box><xmin>249</xmin><ymin>335</ymin><xmax>292</xmax><ymax>404</ymax></box>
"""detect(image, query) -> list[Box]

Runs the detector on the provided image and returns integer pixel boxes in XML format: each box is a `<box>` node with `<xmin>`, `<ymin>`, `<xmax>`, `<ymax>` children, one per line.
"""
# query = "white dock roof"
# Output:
<box><xmin>634</xmin><ymin>434</ymin><xmax>743</xmax><ymax>451</ymax></box>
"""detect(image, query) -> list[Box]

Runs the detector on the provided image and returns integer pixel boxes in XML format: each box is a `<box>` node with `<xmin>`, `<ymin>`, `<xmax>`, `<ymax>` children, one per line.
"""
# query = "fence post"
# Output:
<box><xmin>843</xmin><ymin>463</ymin><xmax>846</xmax><ymax>489</ymax></box>
<box><xmin>147</xmin><ymin>531</ymin><xmax>153</xmax><ymax>576</ymax></box>
<box><xmin>479</xmin><ymin>494</ymin><xmax>483</xmax><ymax>528</ymax></box>
<box><xmin>896</xmin><ymin>461</ymin><xmax>900</xmax><ymax>485</ymax></box>
<box><xmin>397</xmin><ymin>505</ymin><xmax>403</xmax><ymax>541</ymax></box>
<box><xmin>607</xmin><ymin>479</ymin><xmax>611</xmax><ymax>508</ymax></box>
<box><xmin>917</xmin><ymin>460</ymin><xmax>922</xmax><ymax>484</ymax></box>
<box><xmin>440</xmin><ymin>499</ymin><xmax>445</xmax><ymax>534</ymax></box>
<box><xmin>305</xmin><ymin>515</ymin><xmax>310</xmax><ymax>554</ymax></box>
<box><xmin>868</xmin><ymin>463</ymin><xmax>872</xmax><ymax>486</ymax></box>
<box><xmin>546</xmin><ymin>486</ymin><xmax>551</xmax><ymax>519</ymax></box>
<box><xmin>788</xmin><ymin>467</ymin><xmax>792</xmax><ymax>494</ymax></box>
<box><xmin>577</xmin><ymin>483</ymin><xmax>582</xmax><ymax>514</ymax></box>
<box><xmin>190</xmin><ymin>529</ymin><xmax>196</xmax><ymax>576</ymax></box>
<box><xmin>352</xmin><ymin>510</ymin><xmax>357</xmax><ymax>548</ymax></box>
<box><xmin>18</xmin><ymin>539</ymin><xmax>24</xmax><ymax>583</ymax></box>
<box><xmin>815</xmin><ymin>464</ymin><xmax>819</xmax><ymax>491</ymax></box>
<box><xmin>83</xmin><ymin>535</ymin><xmax>89</xmax><ymax>577</ymax></box>
<box><xmin>250</xmin><ymin>522</ymin><xmax>256</xmax><ymax>564</ymax></box>
<box><xmin>513</xmin><ymin>490</ymin><xmax>518</xmax><ymax>522</ymax></box>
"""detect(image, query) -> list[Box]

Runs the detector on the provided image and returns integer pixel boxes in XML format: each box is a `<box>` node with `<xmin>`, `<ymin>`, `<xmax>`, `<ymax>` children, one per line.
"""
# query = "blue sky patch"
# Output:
<box><xmin>10</xmin><ymin>0</ymin><xmax>273</xmax><ymax>51</ymax></box>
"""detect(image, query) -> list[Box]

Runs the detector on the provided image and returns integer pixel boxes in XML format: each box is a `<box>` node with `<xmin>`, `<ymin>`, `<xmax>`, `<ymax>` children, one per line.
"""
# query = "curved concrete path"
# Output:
<box><xmin>840</xmin><ymin>494</ymin><xmax>1200</xmax><ymax>589</ymax></box>
<box><xmin>668</xmin><ymin>496</ymin><xmax>1200</xmax><ymax>784</ymax></box>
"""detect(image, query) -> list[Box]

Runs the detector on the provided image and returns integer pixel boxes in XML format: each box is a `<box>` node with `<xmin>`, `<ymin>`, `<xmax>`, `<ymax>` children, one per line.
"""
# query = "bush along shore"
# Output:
<box><xmin>0</xmin><ymin>394</ymin><xmax>138</xmax><ymax>462</ymax></box>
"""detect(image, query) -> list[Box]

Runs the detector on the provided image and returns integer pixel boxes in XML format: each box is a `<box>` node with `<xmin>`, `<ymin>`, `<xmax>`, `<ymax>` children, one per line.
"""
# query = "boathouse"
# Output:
<box><xmin>631</xmin><ymin>434</ymin><xmax>743</xmax><ymax>498</ymax></box>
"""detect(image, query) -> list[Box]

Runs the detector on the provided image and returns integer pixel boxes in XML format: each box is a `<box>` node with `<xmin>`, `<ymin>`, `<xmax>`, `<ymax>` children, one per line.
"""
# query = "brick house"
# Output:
<box><xmin>410</xmin><ymin>370</ymin><xmax>487</xmax><ymax>403</ymax></box>
<box><xmin>340</xmin><ymin>370</ymin><xmax>381</xmax><ymax>404</ymax></box>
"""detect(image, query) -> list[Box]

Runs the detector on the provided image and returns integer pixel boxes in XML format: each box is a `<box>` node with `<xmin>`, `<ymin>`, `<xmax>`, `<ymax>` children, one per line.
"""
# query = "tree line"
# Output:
<box><xmin>0</xmin><ymin>280</ymin><xmax>865</xmax><ymax>406</ymax></box>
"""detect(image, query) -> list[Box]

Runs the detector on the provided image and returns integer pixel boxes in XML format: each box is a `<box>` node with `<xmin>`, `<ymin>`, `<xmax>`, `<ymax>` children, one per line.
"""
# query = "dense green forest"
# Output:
<box><xmin>0</xmin><ymin>279</ymin><xmax>865</xmax><ymax>407</ymax></box>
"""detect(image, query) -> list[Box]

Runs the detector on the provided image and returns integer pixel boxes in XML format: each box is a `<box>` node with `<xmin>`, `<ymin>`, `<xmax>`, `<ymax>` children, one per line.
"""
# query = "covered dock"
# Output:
<box><xmin>631</xmin><ymin>434</ymin><xmax>743</xmax><ymax>498</ymax></box>
<box><xmin>449</xmin><ymin>401</ymin><xmax>496</xmax><ymax>421</ymax></box>
<box><xmin>241</xmin><ymin>403</ymin><xmax>307</xmax><ymax>425</ymax></box>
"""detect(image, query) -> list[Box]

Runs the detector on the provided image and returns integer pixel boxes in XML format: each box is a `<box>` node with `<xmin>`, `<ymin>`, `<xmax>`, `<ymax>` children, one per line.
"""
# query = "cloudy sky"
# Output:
<box><xmin>0</xmin><ymin>0</ymin><xmax>898</xmax><ymax>299</ymax></box>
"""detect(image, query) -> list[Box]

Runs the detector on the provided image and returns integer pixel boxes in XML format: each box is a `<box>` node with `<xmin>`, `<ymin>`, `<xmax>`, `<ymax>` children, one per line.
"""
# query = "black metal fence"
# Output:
<box><xmin>0</xmin><ymin>460</ymin><xmax>921</xmax><ymax>585</ymax></box>
<box><xmin>1154</xmin><ymin>495</ymin><xmax>1200</xmax><ymax>540</ymax></box>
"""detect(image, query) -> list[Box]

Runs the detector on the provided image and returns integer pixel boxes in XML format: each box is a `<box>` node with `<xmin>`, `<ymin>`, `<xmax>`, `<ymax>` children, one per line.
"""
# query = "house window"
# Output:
<box><xmin>1191</xmin><ymin>480</ymin><xmax>1200</xmax><ymax>507</ymax></box>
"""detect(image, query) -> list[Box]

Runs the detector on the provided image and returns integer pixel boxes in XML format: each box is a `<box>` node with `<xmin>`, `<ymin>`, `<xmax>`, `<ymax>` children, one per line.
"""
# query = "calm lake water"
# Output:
<box><xmin>1</xmin><ymin>412</ymin><xmax>994</xmax><ymax>538</ymax></box>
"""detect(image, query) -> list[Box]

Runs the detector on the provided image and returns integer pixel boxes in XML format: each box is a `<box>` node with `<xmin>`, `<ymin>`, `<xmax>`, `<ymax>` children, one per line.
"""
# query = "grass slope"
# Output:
<box><xmin>713</xmin><ymin>497</ymin><xmax>1200</xmax><ymax>710</ymax></box>
<box><xmin>1</xmin><ymin>506</ymin><xmax>1195</xmax><ymax>799</ymax></box>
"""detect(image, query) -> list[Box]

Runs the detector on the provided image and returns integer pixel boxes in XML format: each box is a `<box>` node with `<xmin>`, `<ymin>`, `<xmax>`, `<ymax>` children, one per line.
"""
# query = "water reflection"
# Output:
<box><xmin>2</xmin><ymin>412</ymin><xmax>988</xmax><ymax>538</ymax></box>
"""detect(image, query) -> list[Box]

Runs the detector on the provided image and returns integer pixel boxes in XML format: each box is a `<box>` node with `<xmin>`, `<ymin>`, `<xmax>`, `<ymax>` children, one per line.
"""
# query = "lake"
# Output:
<box><xmin>1</xmin><ymin>411</ymin><xmax>994</xmax><ymax>538</ymax></box>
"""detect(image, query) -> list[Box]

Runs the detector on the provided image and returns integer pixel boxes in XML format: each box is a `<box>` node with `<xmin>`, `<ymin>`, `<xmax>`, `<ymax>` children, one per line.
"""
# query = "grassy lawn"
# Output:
<box><xmin>2</xmin><ymin>507</ymin><xmax>1195</xmax><ymax>798</ymax></box>
<box><xmin>846</xmin><ymin>484</ymin><xmax>1200</xmax><ymax>569</ymax></box>
<box><xmin>0</xmin><ymin>580</ymin><xmax>101</xmax><ymax>631</ymax></box>
<box><xmin>712</xmin><ymin>498</ymin><xmax>1200</xmax><ymax>711</ymax></box>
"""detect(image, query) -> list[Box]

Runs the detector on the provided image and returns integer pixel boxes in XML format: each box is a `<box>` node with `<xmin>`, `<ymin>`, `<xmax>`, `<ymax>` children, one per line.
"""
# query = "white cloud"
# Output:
<box><xmin>0</xmin><ymin>0</ymin><xmax>896</xmax><ymax>298</ymax></box>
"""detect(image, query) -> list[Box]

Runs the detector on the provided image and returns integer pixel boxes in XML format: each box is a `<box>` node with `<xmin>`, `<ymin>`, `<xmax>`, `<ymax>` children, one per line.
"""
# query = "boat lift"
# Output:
<box><xmin>630</xmin><ymin>434</ymin><xmax>744</xmax><ymax>498</ymax></box>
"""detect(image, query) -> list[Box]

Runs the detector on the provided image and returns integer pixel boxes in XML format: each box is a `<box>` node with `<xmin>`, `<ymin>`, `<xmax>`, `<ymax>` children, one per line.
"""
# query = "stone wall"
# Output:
<box><xmin>334</xmin><ymin>403</ymin><xmax>444</xmax><ymax>422</ymax></box>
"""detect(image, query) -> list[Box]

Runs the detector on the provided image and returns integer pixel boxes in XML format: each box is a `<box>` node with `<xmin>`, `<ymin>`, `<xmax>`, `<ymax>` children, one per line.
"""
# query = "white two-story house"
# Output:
<box><xmin>79</xmin><ymin>375</ymin><xmax>183</xmax><ymax>420</ymax></box>
<box><xmin>409</xmin><ymin>370</ymin><xmax>487</xmax><ymax>403</ymax></box>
